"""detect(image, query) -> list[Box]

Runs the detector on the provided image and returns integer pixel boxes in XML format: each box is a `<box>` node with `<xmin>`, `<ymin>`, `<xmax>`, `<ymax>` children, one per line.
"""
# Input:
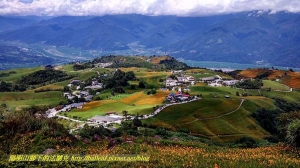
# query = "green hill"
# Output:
<box><xmin>92</xmin><ymin>55</ymin><xmax>190</xmax><ymax>70</ymax></box>
<box><xmin>144</xmin><ymin>97</ymin><xmax>275</xmax><ymax>142</ymax></box>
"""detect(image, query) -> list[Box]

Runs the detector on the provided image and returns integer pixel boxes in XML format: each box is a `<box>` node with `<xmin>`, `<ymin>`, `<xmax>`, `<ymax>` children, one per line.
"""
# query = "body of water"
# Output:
<box><xmin>183</xmin><ymin>60</ymin><xmax>300</xmax><ymax>72</ymax></box>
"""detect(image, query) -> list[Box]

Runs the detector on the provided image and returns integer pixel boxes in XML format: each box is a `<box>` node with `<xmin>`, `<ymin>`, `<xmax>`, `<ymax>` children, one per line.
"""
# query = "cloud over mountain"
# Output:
<box><xmin>1</xmin><ymin>0</ymin><xmax>300</xmax><ymax>16</ymax></box>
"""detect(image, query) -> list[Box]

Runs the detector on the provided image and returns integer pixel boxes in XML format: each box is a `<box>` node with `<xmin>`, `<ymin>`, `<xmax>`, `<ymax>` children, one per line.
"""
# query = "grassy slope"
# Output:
<box><xmin>261</xmin><ymin>90</ymin><xmax>300</xmax><ymax>102</ymax></box>
<box><xmin>262</xmin><ymin>80</ymin><xmax>290</xmax><ymax>91</ymax></box>
<box><xmin>185</xmin><ymin>69</ymin><xmax>233</xmax><ymax>79</ymax></box>
<box><xmin>144</xmin><ymin>97</ymin><xmax>275</xmax><ymax>142</ymax></box>
<box><xmin>0</xmin><ymin>67</ymin><xmax>43</xmax><ymax>82</ymax></box>
<box><xmin>0</xmin><ymin>91</ymin><xmax>64</xmax><ymax>108</ymax></box>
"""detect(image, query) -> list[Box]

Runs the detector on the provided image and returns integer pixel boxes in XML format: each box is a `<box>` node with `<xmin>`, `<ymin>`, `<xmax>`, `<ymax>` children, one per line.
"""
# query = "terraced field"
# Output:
<box><xmin>144</xmin><ymin>97</ymin><xmax>274</xmax><ymax>142</ymax></box>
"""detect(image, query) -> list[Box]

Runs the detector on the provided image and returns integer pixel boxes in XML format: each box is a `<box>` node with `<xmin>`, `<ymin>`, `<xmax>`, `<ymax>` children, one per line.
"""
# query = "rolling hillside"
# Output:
<box><xmin>237</xmin><ymin>68</ymin><xmax>300</xmax><ymax>88</ymax></box>
<box><xmin>144</xmin><ymin>97</ymin><xmax>275</xmax><ymax>142</ymax></box>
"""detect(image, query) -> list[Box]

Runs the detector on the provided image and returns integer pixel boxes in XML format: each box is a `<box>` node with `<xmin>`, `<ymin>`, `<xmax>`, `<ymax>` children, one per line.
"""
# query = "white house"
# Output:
<box><xmin>177</xmin><ymin>77</ymin><xmax>188</xmax><ymax>83</ymax></box>
<box><xmin>209</xmin><ymin>80</ymin><xmax>223</xmax><ymax>87</ymax></box>
<box><xmin>187</xmin><ymin>76</ymin><xmax>195</xmax><ymax>81</ymax></box>
<box><xmin>166</xmin><ymin>79</ymin><xmax>178</xmax><ymax>87</ymax></box>
<box><xmin>171</xmin><ymin>70</ymin><xmax>183</xmax><ymax>74</ymax></box>
<box><xmin>200</xmin><ymin>76</ymin><xmax>216</xmax><ymax>82</ymax></box>
<box><xmin>223</xmin><ymin>80</ymin><xmax>239</xmax><ymax>86</ymax></box>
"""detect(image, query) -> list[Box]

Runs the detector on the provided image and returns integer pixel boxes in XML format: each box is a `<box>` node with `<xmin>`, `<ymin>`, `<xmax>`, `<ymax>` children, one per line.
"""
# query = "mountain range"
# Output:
<box><xmin>0</xmin><ymin>12</ymin><xmax>299</xmax><ymax>68</ymax></box>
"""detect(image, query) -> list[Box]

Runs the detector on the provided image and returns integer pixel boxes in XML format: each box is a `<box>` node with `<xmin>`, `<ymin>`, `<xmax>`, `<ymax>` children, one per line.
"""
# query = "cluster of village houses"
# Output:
<box><xmin>63</xmin><ymin>79</ymin><xmax>103</xmax><ymax>102</ymax></box>
<box><xmin>166</xmin><ymin>70</ymin><xmax>239</xmax><ymax>88</ymax></box>
<box><xmin>47</xmin><ymin>69</ymin><xmax>241</xmax><ymax>131</ymax></box>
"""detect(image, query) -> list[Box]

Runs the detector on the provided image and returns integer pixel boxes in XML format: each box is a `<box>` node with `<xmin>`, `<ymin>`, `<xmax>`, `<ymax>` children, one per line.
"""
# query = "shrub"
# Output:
<box><xmin>235</xmin><ymin>137</ymin><xmax>257</xmax><ymax>148</ymax></box>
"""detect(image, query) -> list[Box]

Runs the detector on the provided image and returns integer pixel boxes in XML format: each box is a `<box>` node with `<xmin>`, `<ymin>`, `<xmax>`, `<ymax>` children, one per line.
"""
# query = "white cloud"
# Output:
<box><xmin>0</xmin><ymin>0</ymin><xmax>299</xmax><ymax>16</ymax></box>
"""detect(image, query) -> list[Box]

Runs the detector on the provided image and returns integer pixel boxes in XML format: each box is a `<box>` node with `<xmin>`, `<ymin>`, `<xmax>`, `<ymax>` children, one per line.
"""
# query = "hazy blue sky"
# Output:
<box><xmin>1</xmin><ymin>0</ymin><xmax>300</xmax><ymax>16</ymax></box>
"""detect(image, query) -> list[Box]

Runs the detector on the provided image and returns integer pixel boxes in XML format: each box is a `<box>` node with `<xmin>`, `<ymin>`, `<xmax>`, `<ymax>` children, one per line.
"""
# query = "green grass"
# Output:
<box><xmin>190</xmin><ymin>86</ymin><xmax>238</xmax><ymax>97</ymax></box>
<box><xmin>56</xmin><ymin>118</ymin><xmax>78</xmax><ymax>129</ymax></box>
<box><xmin>0</xmin><ymin>67</ymin><xmax>43</xmax><ymax>82</ymax></box>
<box><xmin>67</xmin><ymin>102</ymin><xmax>155</xmax><ymax>119</ymax></box>
<box><xmin>144</xmin><ymin>98</ymin><xmax>273</xmax><ymax>142</ymax></box>
<box><xmin>0</xmin><ymin>91</ymin><xmax>64</xmax><ymax>108</ymax></box>
<box><xmin>261</xmin><ymin>90</ymin><xmax>300</xmax><ymax>102</ymax></box>
<box><xmin>262</xmin><ymin>80</ymin><xmax>290</xmax><ymax>91</ymax></box>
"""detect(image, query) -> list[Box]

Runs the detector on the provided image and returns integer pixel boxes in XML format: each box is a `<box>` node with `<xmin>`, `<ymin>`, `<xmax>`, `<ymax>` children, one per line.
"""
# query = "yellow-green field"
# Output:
<box><xmin>66</xmin><ymin>91</ymin><xmax>170</xmax><ymax>119</ymax></box>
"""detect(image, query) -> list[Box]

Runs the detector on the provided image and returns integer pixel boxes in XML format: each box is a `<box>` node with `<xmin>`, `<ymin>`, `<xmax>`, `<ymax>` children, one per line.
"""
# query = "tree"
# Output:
<box><xmin>169</xmin><ymin>74</ymin><xmax>177</xmax><ymax>80</ymax></box>
<box><xmin>235</xmin><ymin>137</ymin><xmax>257</xmax><ymax>148</ymax></box>
<box><xmin>1</xmin><ymin>103</ymin><xmax>7</xmax><ymax>108</ymax></box>
<box><xmin>286</xmin><ymin>119</ymin><xmax>300</xmax><ymax>147</ymax></box>
<box><xmin>0</xmin><ymin>81</ymin><xmax>12</xmax><ymax>92</ymax></box>
<box><xmin>138</xmin><ymin>81</ymin><xmax>146</xmax><ymax>88</ymax></box>
<box><xmin>130</xmin><ymin>84</ymin><xmax>136</xmax><ymax>90</ymax></box>
<box><xmin>73</xmin><ymin>96</ymin><xmax>79</xmax><ymax>103</ymax></box>
<box><xmin>63</xmin><ymin>86</ymin><xmax>70</xmax><ymax>92</ymax></box>
<box><xmin>122</xmin><ymin>110</ymin><xmax>128</xmax><ymax>120</ymax></box>
<box><xmin>125</xmin><ymin>71</ymin><xmax>135</xmax><ymax>80</ymax></box>
<box><xmin>113</xmin><ymin>87</ymin><xmax>125</xmax><ymax>93</ymax></box>
<box><xmin>111</xmin><ymin>91</ymin><xmax>115</xmax><ymax>96</ymax></box>
<box><xmin>236</xmin><ymin>79</ymin><xmax>263</xmax><ymax>89</ymax></box>
<box><xmin>133</xmin><ymin>114</ymin><xmax>142</xmax><ymax>127</ymax></box>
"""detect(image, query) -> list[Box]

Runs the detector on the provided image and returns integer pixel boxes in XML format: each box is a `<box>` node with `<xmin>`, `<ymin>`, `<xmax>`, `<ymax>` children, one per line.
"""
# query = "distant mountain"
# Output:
<box><xmin>166</xmin><ymin>13</ymin><xmax>300</xmax><ymax>67</ymax></box>
<box><xmin>0</xmin><ymin>13</ymin><xmax>299</xmax><ymax>67</ymax></box>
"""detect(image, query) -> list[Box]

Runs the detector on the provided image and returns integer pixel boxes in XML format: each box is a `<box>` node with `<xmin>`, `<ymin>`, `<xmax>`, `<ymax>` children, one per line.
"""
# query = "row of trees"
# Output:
<box><xmin>73</xmin><ymin>62</ymin><xmax>94</xmax><ymax>71</ymax></box>
<box><xmin>18</xmin><ymin>70</ymin><xmax>75</xmax><ymax>85</ymax></box>
<box><xmin>0</xmin><ymin>81</ymin><xmax>27</xmax><ymax>92</ymax></box>
<box><xmin>0</xmin><ymin>71</ymin><xmax>16</xmax><ymax>77</ymax></box>
<box><xmin>103</xmin><ymin>70</ymin><xmax>136</xmax><ymax>93</ymax></box>
<box><xmin>236</xmin><ymin>79</ymin><xmax>263</xmax><ymax>89</ymax></box>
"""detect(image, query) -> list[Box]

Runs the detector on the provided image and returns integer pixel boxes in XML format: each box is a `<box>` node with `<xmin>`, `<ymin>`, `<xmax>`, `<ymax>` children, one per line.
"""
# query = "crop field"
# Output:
<box><xmin>144</xmin><ymin>98</ymin><xmax>274</xmax><ymax>142</ymax></box>
<box><xmin>67</xmin><ymin>103</ymin><xmax>154</xmax><ymax>119</ymax></box>
<box><xmin>67</xmin><ymin>91</ymin><xmax>169</xmax><ymax>119</ymax></box>
<box><xmin>238</xmin><ymin>68</ymin><xmax>263</xmax><ymax>78</ymax></box>
<box><xmin>281</xmin><ymin>71</ymin><xmax>300</xmax><ymax>89</ymax></box>
<box><xmin>238</xmin><ymin>69</ymin><xmax>300</xmax><ymax>89</ymax></box>
<box><xmin>3</xmin><ymin>134</ymin><xmax>300</xmax><ymax>168</ymax></box>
